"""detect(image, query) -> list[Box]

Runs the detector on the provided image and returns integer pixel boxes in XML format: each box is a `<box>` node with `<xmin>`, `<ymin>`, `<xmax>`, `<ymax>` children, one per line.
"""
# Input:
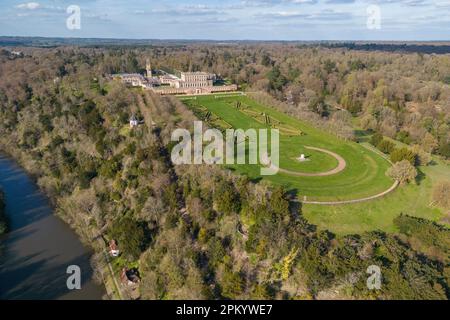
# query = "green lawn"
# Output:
<box><xmin>303</xmin><ymin>158</ymin><xmax>449</xmax><ymax>235</ymax></box>
<box><xmin>183</xmin><ymin>95</ymin><xmax>393</xmax><ymax>202</ymax></box>
<box><xmin>181</xmin><ymin>94</ymin><xmax>448</xmax><ymax>235</ymax></box>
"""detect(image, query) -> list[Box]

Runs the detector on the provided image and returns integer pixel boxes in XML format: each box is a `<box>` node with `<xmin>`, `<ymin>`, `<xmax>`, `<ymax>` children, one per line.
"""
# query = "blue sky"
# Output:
<box><xmin>0</xmin><ymin>0</ymin><xmax>449</xmax><ymax>40</ymax></box>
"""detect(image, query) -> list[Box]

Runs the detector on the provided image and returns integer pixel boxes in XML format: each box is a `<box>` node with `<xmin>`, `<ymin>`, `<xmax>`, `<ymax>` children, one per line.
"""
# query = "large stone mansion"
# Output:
<box><xmin>112</xmin><ymin>59</ymin><xmax>237</xmax><ymax>95</ymax></box>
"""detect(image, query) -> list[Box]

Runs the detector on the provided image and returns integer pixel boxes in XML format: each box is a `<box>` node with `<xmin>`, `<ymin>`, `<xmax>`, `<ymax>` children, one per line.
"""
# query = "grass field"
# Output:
<box><xmin>181</xmin><ymin>94</ymin><xmax>448</xmax><ymax>234</ymax></box>
<box><xmin>303</xmin><ymin>158</ymin><xmax>449</xmax><ymax>234</ymax></box>
<box><xmin>182</xmin><ymin>94</ymin><xmax>394</xmax><ymax>202</ymax></box>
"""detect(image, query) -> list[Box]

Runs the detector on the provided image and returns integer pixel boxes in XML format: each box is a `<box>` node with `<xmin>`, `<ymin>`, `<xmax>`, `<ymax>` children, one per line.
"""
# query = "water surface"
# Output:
<box><xmin>0</xmin><ymin>154</ymin><xmax>105</xmax><ymax>299</ymax></box>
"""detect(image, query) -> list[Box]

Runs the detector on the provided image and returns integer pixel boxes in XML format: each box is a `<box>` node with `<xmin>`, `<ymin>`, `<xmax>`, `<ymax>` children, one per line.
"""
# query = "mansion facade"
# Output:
<box><xmin>111</xmin><ymin>60</ymin><xmax>237</xmax><ymax>95</ymax></box>
<box><xmin>178</xmin><ymin>72</ymin><xmax>214</xmax><ymax>88</ymax></box>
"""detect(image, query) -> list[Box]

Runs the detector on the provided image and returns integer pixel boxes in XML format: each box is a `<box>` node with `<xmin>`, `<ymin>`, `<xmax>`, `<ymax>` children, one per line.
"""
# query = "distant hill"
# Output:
<box><xmin>320</xmin><ymin>42</ymin><xmax>450</xmax><ymax>54</ymax></box>
<box><xmin>1</xmin><ymin>36</ymin><xmax>450</xmax><ymax>54</ymax></box>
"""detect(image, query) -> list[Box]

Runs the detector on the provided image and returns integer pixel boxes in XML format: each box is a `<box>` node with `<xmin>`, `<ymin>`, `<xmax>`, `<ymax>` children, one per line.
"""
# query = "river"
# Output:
<box><xmin>0</xmin><ymin>154</ymin><xmax>105</xmax><ymax>299</ymax></box>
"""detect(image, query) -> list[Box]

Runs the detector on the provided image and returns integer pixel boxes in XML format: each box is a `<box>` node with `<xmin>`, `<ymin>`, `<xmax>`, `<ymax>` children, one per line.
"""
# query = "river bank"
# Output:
<box><xmin>0</xmin><ymin>153</ymin><xmax>106</xmax><ymax>299</ymax></box>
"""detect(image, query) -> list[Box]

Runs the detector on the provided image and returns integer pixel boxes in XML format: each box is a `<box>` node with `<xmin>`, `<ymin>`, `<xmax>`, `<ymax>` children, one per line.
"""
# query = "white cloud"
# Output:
<box><xmin>16</xmin><ymin>2</ymin><xmax>40</xmax><ymax>10</ymax></box>
<box><xmin>289</xmin><ymin>0</ymin><xmax>317</xmax><ymax>3</ymax></box>
<box><xmin>435</xmin><ymin>0</ymin><xmax>450</xmax><ymax>7</ymax></box>
<box><xmin>150</xmin><ymin>5</ymin><xmax>223</xmax><ymax>16</ymax></box>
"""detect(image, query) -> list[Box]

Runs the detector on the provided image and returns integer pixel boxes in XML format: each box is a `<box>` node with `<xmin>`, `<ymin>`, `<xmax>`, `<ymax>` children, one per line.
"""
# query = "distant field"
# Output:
<box><xmin>182</xmin><ymin>94</ymin><xmax>394</xmax><ymax>202</ymax></box>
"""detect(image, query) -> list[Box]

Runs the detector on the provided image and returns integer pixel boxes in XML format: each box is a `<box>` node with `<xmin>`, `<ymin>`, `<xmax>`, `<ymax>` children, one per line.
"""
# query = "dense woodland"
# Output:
<box><xmin>0</xmin><ymin>45</ymin><xmax>449</xmax><ymax>299</ymax></box>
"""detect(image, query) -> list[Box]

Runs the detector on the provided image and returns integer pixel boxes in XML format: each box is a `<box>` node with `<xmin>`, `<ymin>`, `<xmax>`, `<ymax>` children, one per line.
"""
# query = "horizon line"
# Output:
<box><xmin>1</xmin><ymin>35</ymin><xmax>450</xmax><ymax>43</ymax></box>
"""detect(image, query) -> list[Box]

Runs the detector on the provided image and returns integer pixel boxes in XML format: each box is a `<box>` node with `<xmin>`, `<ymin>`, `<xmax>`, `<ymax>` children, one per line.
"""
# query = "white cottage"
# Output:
<box><xmin>130</xmin><ymin>115</ymin><xmax>139</xmax><ymax>128</ymax></box>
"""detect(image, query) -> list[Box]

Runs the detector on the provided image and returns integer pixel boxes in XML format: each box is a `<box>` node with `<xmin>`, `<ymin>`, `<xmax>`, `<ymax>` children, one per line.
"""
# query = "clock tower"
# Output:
<box><xmin>146</xmin><ymin>59</ymin><xmax>152</xmax><ymax>79</ymax></box>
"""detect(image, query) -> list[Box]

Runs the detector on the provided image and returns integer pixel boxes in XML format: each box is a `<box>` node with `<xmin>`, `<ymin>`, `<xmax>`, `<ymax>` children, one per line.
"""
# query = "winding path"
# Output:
<box><xmin>296</xmin><ymin>144</ymin><xmax>399</xmax><ymax>205</ymax></box>
<box><xmin>278</xmin><ymin>146</ymin><xmax>347</xmax><ymax>177</ymax></box>
<box><xmin>300</xmin><ymin>180</ymin><xmax>399</xmax><ymax>205</ymax></box>
<box><xmin>275</xmin><ymin>145</ymin><xmax>399</xmax><ymax>205</ymax></box>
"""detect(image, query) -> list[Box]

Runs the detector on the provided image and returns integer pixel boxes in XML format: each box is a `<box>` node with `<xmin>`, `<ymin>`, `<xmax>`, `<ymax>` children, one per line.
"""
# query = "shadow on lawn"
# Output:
<box><xmin>415</xmin><ymin>168</ymin><xmax>427</xmax><ymax>185</ymax></box>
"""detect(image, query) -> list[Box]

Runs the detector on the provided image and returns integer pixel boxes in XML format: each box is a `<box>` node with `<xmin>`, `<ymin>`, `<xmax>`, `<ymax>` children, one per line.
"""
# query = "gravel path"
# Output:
<box><xmin>277</xmin><ymin>146</ymin><xmax>399</xmax><ymax>205</ymax></box>
<box><xmin>278</xmin><ymin>146</ymin><xmax>347</xmax><ymax>177</ymax></box>
<box><xmin>300</xmin><ymin>180</ymin><xmax>399</xmax><ymax>205</ymax></box>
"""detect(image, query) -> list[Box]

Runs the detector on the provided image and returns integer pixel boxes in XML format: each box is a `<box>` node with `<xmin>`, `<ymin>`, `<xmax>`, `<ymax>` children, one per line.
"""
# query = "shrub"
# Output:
<box><xmin>250</xmin><ymin>284</ymin><xmax>271</xmax><ymax>299</ymax></box>
<box><xmin>214</xmin><ymin>181</ymin><xmax>241</xmax><ymax>215</ymax></box>
<box><xmin>421</xmin><ymin>132</ymin><xmax>438</xmax><ymax>153</ymax></box>
<box><xmin>411</xmin><ymin>145</ymin><xmax>432</xmax><ymax>166</ymax></box>
<box><xmin>394</xmin><ymin>215</ymin><xmax>450</xmax><ymax>263</ymax></box>
<box><xmin>396</xmin><ymin>131</ymin><xmax>411</xmax><ymax>144</ymax></box>
<box><xmin>50</xmin><ymin>135</ymin><xmax>64</xmax><ymax>149</ymax></box>
<box><xmin>387</xmin><ymin>160</ymin><xmax>417</xmax><ymax>185</ymax></box>
<box><xmin>39</xmin><ymin>114</ymin><xmax>54</xmax><ymax>132</ymax></box>
<box><xmin>221</xmin><ymin>268</ymin><xmax>244</xmax><ymax>299</ymax></box>
<box><xmin>370</xmin><ymin>132</ymin><xmax>383</xmax><ymax>146</ymax></box>
<box><xmin>390</xmin><ymin>148</ymin><xmax>416</xmax><ymax>165</ymax></box>
<box><xmin>207</xmin><ymin>238</ymin><xmax>226</xmax><ymax>267</ymax></box>
<box><xmin>98</xmin><ymin>156</ymin><xmax>122</xmax><ymax>178</ymax></box>
<box><xmin>432</xmin><ymin>181</ymin><xmax>450</xmax><ymax>210</ymax></box>
<box><xmin>110</xmin><ymin>216</ymin><xmax>147</xmax><ymax>260</ymax></box>
<box><xmin>267</xmin><ymin>66</ymin><xmax>287</xmax><ymax>91</ymax></box>
<box><xmin>438</xmin><ymin>142</ymin><xmax>450</xmax><ymax>159</ymax></box>
<box><xmin>377</xmin><ymin>139</ymin><xmax>395</xmax><ymax>154</ymax></box>
<box><xmin>444</xmin><ymin>76</ymin><xmax>450</xmax><ymax>85</ymax></box>
<box><xmin>269</xmin><ymin>186</ymin><xmax>290</xmax><ymax>218</ymax></box>
<box><xmin>22</xmin><ymin>129</ymin><xmax>40</xmax><ymax>149</ymax></box>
